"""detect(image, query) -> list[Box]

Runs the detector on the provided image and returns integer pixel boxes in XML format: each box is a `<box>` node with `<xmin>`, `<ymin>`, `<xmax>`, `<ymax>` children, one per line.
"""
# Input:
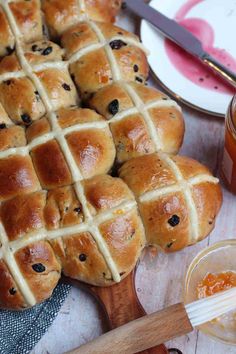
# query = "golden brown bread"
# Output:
<box><xmin>0</xmin><ymin>0</ymin><xmax>121</xmax><ymax>56</ymax></box>
<box><xmin>50</xmin><ymin>175</ymin><xmax>146</xmax><ymax>286</ymax></box>
<box><xmin>61</xmin><ymin>21</ymin><xmax>149</xmax><ymax>99</ymax></box>
<box><xmin>0</xmin><ymin>0</ymin><xmax>43</xmax><ymax>57</ymax></box>
<box><xmin>14</xmin><ymin>241</ymin><xmax>61</xmax><ymax>304</ymax></box>
<box><xmin>1</xmin><ymin>191</ymin><xmax>46</xmax><ymax>241</ymax></box>
<box><xmin>0</xmin><ymin>77</ymin><xmax>46</xmax><ymax>124</ymax></box>
<box><xmin>44</xmin><ymin>186</ymin><xmax>84</xmax><ymax>230</ymax></box>
<box><xmin>119</xmin><ymin>153</ymin><xmax>223</xmax><ymax>252</ymax></box>
<box><xmin>0</xmin><ymin>175</ymin><xmax>145</xmax><ymax>309</ymax></box>
<box><xmin>0</xmin><ymin>125</ymin><xmax>26</xmax><ymax>151</ymax></box>
<box><xmin>42</xmin><ymin>0</ymin><xmax>122</xmax><ymax>38</ymax></box>
<box><xmin>0</xmin><ymin>39</ymin><xmax>79</xmax><ymax>124</ymax></box>
<box><xmin>9</xmin><ymin>0</ymin><xmax>43</xmax><ymax>43</ymax></box>
<box><xmin>89</xmin><ymin>82</ymin><xmax>185</xmax><ymax>163</ymax></box>
<box><xmin>0</xmin><ymin>155</ymin><xmax>41</xmax><ymax>201</ymax></box>
<box><xmin>0</xmin><ymin>21</ymin><xmax>148</xmax><ymax>115</ymax></box>
<box><xmin>0</xmin><ymin>1</ymin><xmax>223</xmax><ymax>311</ymax></box>
<box><xmin>29</xmin><ymin>107</ymin><xmax>116</xmax><ymax>180</ymax></box>
<box><xmin>0</xmin><ymin>6</ymin><xmax>14</xmax><ymax>57</ymax></box>
<box><xmin>0</xmin><ymin>260</ymin><xmax>28</xmax><ymax>310</ymax></box>
<box><xmin>0</xmin><ymin>106</ymin><xmax>116</xmax><ymax>185</ymax></box>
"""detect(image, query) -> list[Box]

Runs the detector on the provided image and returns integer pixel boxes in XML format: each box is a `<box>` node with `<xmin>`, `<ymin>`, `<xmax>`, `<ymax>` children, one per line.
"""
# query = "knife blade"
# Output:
<box><xmin>125</xmin><ymin>0</ymin><xmax>236</xmax><ymax>90</ymax></box>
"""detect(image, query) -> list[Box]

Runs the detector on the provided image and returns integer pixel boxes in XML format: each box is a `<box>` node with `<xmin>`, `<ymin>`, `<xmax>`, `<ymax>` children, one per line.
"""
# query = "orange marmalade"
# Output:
<box><xmin>197</xmin><ymin>271</ymin><xmax>236</xmax><ymax>299</ymax></box>
<box><xmin>221</xmin><ymin>95</ymin><xmax>236</xmax><ymax>194</ymax></box>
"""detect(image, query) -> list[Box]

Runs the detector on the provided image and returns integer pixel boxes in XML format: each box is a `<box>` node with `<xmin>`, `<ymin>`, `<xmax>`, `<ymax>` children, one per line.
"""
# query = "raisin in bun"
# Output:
<box><xmin>119</xmin><ymin>153</ymin><xmax>223</xmax><ymax>252</ymax></box>
<box><xmin>0</xmin><ymin>40</ymin><xmax>79</xmax><ymax>125</ymax></box>
<box><xmin>61</xmin><ymin>22</ymin><xmax>149</xmax><ymax>99</ymax></box>
<box><xmin>0</xmin><ymin>0</ymin><xmax>223</xmax><ymax>312</ymax></box>
<box><xmin>0</xmin><ymin>0</ymin><xmax>122</xmax><ymax>57</ymax></box>
<box><xmin>0</xmin><ymin>0</ymin><xmax>43</xmax><ymax>57</ymax></box>
<box><xmin>0</xmin><ymin>174</ymin><xmax>145</xmax><ymax>310</ymax></box>
<box><xmin>89</xmin><ymin>82</ymin><xmax>185</xmax><ymax>163</ymax></box>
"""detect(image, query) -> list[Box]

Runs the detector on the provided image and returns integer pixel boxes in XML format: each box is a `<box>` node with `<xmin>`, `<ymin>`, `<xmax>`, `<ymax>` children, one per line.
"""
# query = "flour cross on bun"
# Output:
<box><xmin>0</xmin><ymin>0</ymin><xmax>122</xmax><ymax>56</ymax></box>
<box><xmin>119</xmin><ymin>153</ymin><xmax>222</xmax><ymax>252</ymax></box>
<box><xmin>61</xmin><ymin>21</ymin><xmax>149</xmax><ymax>98</ymax></box>
<box><xmin>0</xmin><ymin>1</ymin><xmax>146</xmax><ymax>310</ymax></box>
<box><xmin>0</xmin><ymin>0</ymin><xmax>222</xmax><ymax>311</ymax></box>
<box><xmin>89</xmin><ymin>82</ymin><xmax>185</xmax><ymax>163</ymax></box>
<box><xmin>42</xmin><ymin>0</ymin><xmax>122</xmax><ymax>38</ymax></box>
<box><xmin>0</xmin><ymin>174</ymin><xmax>145</xmax><ymax>309</ymax></box>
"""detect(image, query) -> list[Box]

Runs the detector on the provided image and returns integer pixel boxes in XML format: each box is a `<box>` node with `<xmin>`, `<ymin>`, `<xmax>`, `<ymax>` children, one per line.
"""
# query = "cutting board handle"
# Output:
<box><xmin>88</xmin><ymin>269</ymin><xmax>168</xmax><ymax>354</ymax></box>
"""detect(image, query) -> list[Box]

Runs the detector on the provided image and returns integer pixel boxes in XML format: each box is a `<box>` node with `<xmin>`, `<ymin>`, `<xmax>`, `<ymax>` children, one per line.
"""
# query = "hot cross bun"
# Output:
<box><xmin>0</xmin><ymin>40</ymin><xmax>79</xmax><ymax>125</ymax></box>
<box><xmin>61</xmin><ymin>22</ymin><xmax>149</xmax><ymax>98</ymax></box>
<box><xmin>0</xmin><ymin>174</ymin><xmax>145</xmax><ymax>310</ymax></box>
<box><xmin>42</xmin><ymin>0</ymin><xmax>122</xmax><ymax>38</ymax></box>
<box><xmin>0</xmin><ymin>0</ymin><xmax>122</xmax><ymax>57</ymax></box>
<box><xmin>0</xmin><ymin>1</ymin><xmax>223</xmax><ymax>311</ymax></box>
<box><xmin>89</xmin><ymin>82</ymin><xmax>185</xmax><ymax>163</ymax></box>
<box><xmin>119</xmin><ymin>153</ymin><xmax>223</xmax><ymax>252</ymax></box>
<box><xmin>0</xmin><ymin>0</ymin><xmax>43</xmax><ymax>57</ymax></box>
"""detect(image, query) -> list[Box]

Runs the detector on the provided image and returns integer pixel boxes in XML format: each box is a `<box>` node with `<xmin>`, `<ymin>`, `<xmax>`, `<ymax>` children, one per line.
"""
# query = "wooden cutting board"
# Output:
<box><xmin>63</xmin><ymin>268</ymin><xmax>168</xmax><ymax>354</ymax></box>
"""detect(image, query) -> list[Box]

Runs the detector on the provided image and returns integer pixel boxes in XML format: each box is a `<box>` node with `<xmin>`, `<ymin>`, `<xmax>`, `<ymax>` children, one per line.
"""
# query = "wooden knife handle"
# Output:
<box><xmin>66</xmin><ymin>303</ymin><xmax>193</xmax><ymax>354</ymax></box>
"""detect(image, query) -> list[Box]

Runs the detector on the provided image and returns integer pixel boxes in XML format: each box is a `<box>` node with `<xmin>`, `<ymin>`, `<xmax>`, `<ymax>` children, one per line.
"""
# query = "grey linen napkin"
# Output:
<box><xmin>0</xmin><ymin>283</ymin><xmax>71</xmax><ymax>354</ymax></box>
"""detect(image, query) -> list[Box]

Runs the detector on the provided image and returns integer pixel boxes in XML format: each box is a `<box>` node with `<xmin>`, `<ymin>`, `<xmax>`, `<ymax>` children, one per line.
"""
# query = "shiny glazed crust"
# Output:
<box><xmin>119</xmin><ymin>153</ymin><xmax>223</xmax><ymax>252</ymax></box>
<box><xmin>89</xmin><ymin>82</ymin><xmax>185</xmax><ymax>163</ymax></box>
<box><xmin>0</xmin><ymin>0</ymin><xmax>122</xmax><ymax>56</ymax></box>
<box><xmin>0</xmin><ymin>2</ymin><xmax>147</xmax><ymax>310</ymax></box>
<box><xmin>0</xmin><ymin>175</ymin><xmax>145</xmax><ymax>309</ymax></box>
<box><xmin>61</xmin><ymin>21</ymin><xmax>149</xmax><ymax>98</ymax></box>
<box><xmin>0</xmin><ymin>1</ymin><xmax>223</xmax><ymax>311</ymax></box>
<box><xmin>42</xmin><ymin>0</ymin><xmax>122</xmax><ymax>38</ymax></box>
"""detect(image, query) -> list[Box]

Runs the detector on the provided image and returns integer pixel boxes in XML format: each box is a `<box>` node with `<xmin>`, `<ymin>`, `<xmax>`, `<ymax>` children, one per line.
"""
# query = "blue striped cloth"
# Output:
<box><xmin>0</xmin><ymin>284</ymin><xmax>71</xmax><ymax>354</ymax></box>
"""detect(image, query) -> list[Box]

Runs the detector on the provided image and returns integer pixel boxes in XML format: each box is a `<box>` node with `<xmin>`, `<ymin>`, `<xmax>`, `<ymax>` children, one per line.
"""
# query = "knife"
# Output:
<box><xmin>125</xmin><ymin>0</ymin><xmax>236</xmax><ymax>90</ymax></box>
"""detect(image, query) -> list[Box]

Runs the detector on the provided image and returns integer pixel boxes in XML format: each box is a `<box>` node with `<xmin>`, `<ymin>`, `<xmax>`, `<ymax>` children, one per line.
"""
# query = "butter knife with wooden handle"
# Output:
<box><xmin>125</xmin><ymin>0</ymin><xmax>236</xmax><ymax>90</ymax></box>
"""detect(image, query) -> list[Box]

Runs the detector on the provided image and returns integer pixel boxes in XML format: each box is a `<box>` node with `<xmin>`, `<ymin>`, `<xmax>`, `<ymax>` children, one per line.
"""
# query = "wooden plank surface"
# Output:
<box><xmin>32</xmin><ymin>12</ymin><xmax>236</xmax><ymax>354</ymax></box>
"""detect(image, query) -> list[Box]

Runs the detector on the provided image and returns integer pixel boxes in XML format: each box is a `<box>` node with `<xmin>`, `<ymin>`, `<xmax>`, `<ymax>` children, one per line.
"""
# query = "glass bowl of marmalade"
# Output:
<box><xmin>221</xmin><ymin>94</ymin><xmax>236</xmax><ymax>194</ymax></box>
<box><xmin>184</xmin><ymin>240</ymin><xmax>236</xmax><ymax>345</ymax></box>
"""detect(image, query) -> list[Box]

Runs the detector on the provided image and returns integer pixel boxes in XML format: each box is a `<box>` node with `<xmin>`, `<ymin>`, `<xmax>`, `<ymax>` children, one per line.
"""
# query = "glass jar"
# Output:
<box><xmin>184</xmin><ymin>240</ymin><xmax>236</xmax><ymax>345</ymax></box>
<box><xmin>221</xmin><ymin>95</ymin><xmax>236</xmax><ymax>194</ymax></box>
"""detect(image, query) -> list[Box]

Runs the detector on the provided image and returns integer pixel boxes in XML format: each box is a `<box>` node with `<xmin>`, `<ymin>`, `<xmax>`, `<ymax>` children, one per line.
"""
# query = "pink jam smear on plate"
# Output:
<box><xmin>165</xmin><ymin>0</ymin><xmax>236</xmax><ymax>94</ymax></box>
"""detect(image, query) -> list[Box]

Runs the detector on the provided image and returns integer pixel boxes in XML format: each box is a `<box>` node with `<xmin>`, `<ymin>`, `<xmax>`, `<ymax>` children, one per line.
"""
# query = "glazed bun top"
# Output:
<box><xmin>0</xmin><ymin>0</ymin><xmax>122</xmax><ymax>56</ymax></box>
<box><xmin>42</xmin><ymin>0</ymin><xmax>122</xmax><ymax>38</ymax></box>
<box><xmin>0</xmin><ymin>1</ymin><xmax>149</xmax><ymax>311</ymax></box>
<box><xmin>0</xmin><ymin>0</ymin><xmax>223</xmax><ymax>313</ymax></box>
<box><xmin>119</xmin><ymin>153</ymin><xmax>223</xmax><ymax>252</ymax></box>
<box><xmin>0</xmin><ymin>174</ymin><xmax>145</xmax><ymax>310</ymax></box>
<box><xmin>89</xmin><ymin>82</ymin><xmax>185</xmax><ymax>163</ymax></box>
<box><xmin>61</xmin><ymin>21</ymin><xmax>149</xmax><ymax>98</ymax></box>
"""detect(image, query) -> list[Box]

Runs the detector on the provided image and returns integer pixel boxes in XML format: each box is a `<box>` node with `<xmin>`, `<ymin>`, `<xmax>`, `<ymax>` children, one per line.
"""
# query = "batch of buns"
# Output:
<box><xmin>0</xmin><ymin>0</ymin><xmax>222</xmax><ymax>310</ymax></box>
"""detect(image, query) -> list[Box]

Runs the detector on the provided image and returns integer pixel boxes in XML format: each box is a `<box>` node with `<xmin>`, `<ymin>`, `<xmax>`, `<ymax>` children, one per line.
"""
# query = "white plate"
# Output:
<box><xmin>140</xmin><ymin>0</ymin><xmax>236</xmax><ymax>117</ymax></box>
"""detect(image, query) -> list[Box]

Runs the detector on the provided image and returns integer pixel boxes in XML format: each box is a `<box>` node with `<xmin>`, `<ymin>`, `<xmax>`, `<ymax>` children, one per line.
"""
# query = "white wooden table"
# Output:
<box><xmin>32</xmin><ymin>12</ymin><xmax>236</xmax><ymax>354</ymax></box>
